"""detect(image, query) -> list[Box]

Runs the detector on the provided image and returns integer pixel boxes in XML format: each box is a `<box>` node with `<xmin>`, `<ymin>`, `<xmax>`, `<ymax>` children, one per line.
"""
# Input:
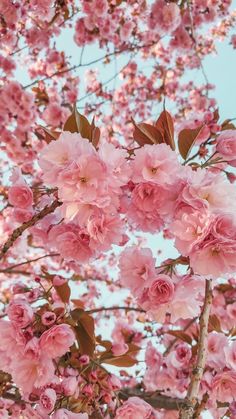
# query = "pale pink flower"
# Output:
<box><xmin>115</xmin><ymin>397</ymin><xmax>153</xmax><ymax>418</ymax></box>
<box><xmin>224</xmin><ymin>342</ymin><xmax>236</xmax><ymax>370</ymax></box>
<box><xmin>87</xmin><ymin>212</ymin><xmax>124</xmax><ymax>251</ymax></box>
<box><xmin>52</xmin><ymin>409</ymin><xmax>88</xmax><ymax>419</ymax></box>
<box><xmin>39</xmin><ymin>131</ymin><xmax>95</xmax><ymax>185</ymax></box>
<box><xmin>207</xmin><ymin>332</ymin><xmax>227</xmax><ymax>369</ymax></box>
<box><xmin>48</xmin><ymin>224</ymin><xmax>92</xmax><ymax>262</ymax></box>
<box><xmin>40</xmin><ymin>388</ymin><xmax>57</xmax><ymax>413</ymax></box>
<box><xmin>172</xmin><ymin>209</ymin><xmax>212</xmax><ymax>255</ymax></box>
<box><xmin>8</xmin><ymin>184</ymin><xmax>33</xmax><ymax>209</ymax></box>
<box><xmin>131</xmin><ymin>144</ymin><xmax>180</xmax><ymax>185</ymax></box>
<box><xmin>11</xmin><ymin>355</ymin><xmax>55</xmax><ymax>395</ymax></box>
<box><xmin>190</xmin><ymin>214</ymin><xmax>236</xmax><ymax>277</ymax></box>
<box><xmin>62</xmin><ymin>376</ymin><xmax>78</xmax><ymax>396</ymax></box>
<box><xmin>145</xmin><ymin>341</ymin><xmax>163</xmax><ymax>370</ymax></box>
<box><xmin>138</xmin><ymin>275</ymin><xmax>174</xmax><ymax>311</ymax></box>
<box><xmin>150</xmin><ymin>276</ymin><xmax>204</xmax><ymax>322</ymax></box>
<box><xmin>39</xmin><ymin>324</ymin><xmax>75</xmax><ymax>358</ymax></box>
<box><xmin>211</xmin><ymin>371</ymin><xmax>236</xmax><ymax>402</ymax></box>
<box><xmin>119</xmin><ymin>246</ymin><xmax>156</xmax><ymax>294</ymax></box>
<box><xmin>216</xmin><ymin>130</ymin><xmax>236</xmax><ymax>167</ymax></box>
<box><xmin>7</xmin><ymin>298</ymin><xmax>34</xmax><ymax>328</ymax></box>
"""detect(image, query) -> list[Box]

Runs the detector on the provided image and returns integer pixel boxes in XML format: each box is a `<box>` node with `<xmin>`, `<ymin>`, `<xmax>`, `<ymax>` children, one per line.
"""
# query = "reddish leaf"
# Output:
<box><xmin>208</xmin><ymin>314</ymin><xmax>222</xmax><ymax>333</ymax></box>
<box><xmin>167</xmin><ymin>330</ymin><xmax>192</xmax><ymax>345</ymax></box>
<box><xmin>71</xmin><ymin>309</ymin><xmax>95</xmax><ymax>357</ymax></box>
<box><xmin>38</xmin><ymin>127</ymin><xmax>61</xmax><ymax>144</ymax></box>
<box><xmin>131</xmin><ymin>118</ymin><xmax>164</xmax><ymax>146</ymax></box>
<box><xmin>55</xmin><ymin>282</ymin><xmax>71</xmax><ymax>304</ymax></box>
<box><xmin>221</xmin><ymin>119</ymin><xmax>236</xmax><ymax>131</ymax></box>
<box><xmin>155</xmin><ymin>110</ymin><xmax>175</xmax><ymax>150</ymax></box>
<box><xmin>102</xmin><ymin>354</ymin><xmax>138</xmax><ymax>367</ymax></box>
<box><xmin>178</xmin><ymin>125</ymin><xmax>204</xmax><ymax>160</ymax></box>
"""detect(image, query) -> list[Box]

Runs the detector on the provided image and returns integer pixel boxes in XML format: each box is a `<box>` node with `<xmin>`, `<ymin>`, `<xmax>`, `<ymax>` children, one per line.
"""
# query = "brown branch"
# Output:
<box><xmin>23</xmin><ymin>41</ymin><xmax>157</xmax><ymax>89</ymax></box>
<box><xmin>0</xmin><ymin>200</ymin><xmax>62</xmax><ymax>261</ymax></box>
<box><xmin>1</xmin><ymin>252</ymin><xmax>60</xmax><ymax>272</ymax></box>
<box><xmin>119</xmin><ymin>388</ymin><xmax>186</xmax><ymax>411</ymax></box>
<box><xmin>179</xmin><ymin>279</ymin><xmax>213</xmax><ymax>419</ymax></box>
<box><xmin>87</xmin><ymin>306</ymin><xmax>146</xmax><ymax>314</ymax></box>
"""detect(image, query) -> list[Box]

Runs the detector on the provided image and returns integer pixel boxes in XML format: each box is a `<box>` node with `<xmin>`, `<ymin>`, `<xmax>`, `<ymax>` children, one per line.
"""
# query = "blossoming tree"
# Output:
<box><xmin>0</xmin><ymin>0</ymin><xmax>236</xmax><ymax>418</ymax></box>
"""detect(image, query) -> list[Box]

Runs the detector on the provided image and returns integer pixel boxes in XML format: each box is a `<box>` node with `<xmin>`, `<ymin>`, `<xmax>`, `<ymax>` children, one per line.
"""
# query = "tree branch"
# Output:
<box><xmin>179</xmin><ymin>279</ymin><xmax>213</xmax><ymax>418</ymax></box>
<box><xmin>1</xmin><ymin>252</ymin><xmax>59</xmax><ymax>272</ymax></box>
<box><xmin>87</xmin><ymin>306</ymin><xmax>146</xmax><ymax>314</ymax></box>
<box><xmin>119</xmin><ymin>388</ymin><xmax>186</xmax><ymax>411</ymax></box>
<box><xmin>0</xmin><ymin>200</ymin><xmax>62</xmax><ymax>261</ymax></box>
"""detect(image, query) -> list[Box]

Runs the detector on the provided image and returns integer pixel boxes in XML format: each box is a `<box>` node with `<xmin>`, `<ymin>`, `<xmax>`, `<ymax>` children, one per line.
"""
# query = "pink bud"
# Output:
<box><xmin>79</xmin><ymin>355</ymin><xmax>90</xmax><ymax>365</ymax></box>
<box><xmin>41</xmin><ymin>311</ymin><xmax>56</xmax><ymax>326</ymax></box>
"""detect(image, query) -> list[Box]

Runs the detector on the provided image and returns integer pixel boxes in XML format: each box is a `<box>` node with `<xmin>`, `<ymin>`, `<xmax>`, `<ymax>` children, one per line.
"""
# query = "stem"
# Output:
<box><xmin>0</xmin><ymin>200</ymin><xmax>62</xmax><ymax>260</ymax></box>
<box><xmin>179</xmin><ymin>279</ymin><xmax>213</xmax><ymax>419</ymax></box>
<box><xmin>1</xmin><ymin>253</ymin><xmax>59</xmax><ymax>272</ymax></box>
<box><xmin>87</xmin><ymin>306</ymin><xmax>146</xmax><ymax>314</ymax></box>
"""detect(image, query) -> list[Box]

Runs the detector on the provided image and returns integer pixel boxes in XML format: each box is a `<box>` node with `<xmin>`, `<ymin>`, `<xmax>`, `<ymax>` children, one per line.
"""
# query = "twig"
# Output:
<box><xmin>1</xmin><ymin>253</ymin><xmax>60</xmax><ymax>272</ymax></box>
<box><xmin>179</xmin><ymin>279</ymin><xmax>213</xmax><ymax>419</ymax></box>
<box><xmin>0</xmin><ymin>200</ymin><xmax>62</xmax><ymax>261</ymax></box>
<box><xmin>87</xmin><ymin>306</ymin><xmax>146</xmax><ymax>314</ymax></box>
<box><xmin>23</xmin><ymin>41</ymin><xmax>157</xmax><ymax>89</ymax></box>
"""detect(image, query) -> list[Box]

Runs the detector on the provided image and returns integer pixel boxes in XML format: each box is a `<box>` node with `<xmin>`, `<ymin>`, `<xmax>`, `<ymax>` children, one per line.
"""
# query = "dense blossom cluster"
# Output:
<box><xmin>0</xmin><ymin>0</ymin><xmax>236</xmax><ymax>417</ymax></box>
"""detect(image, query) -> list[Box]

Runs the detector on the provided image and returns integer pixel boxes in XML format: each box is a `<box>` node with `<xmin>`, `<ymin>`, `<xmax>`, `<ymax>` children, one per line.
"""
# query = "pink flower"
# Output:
<box><xmin>149</xmin><ymin>276</ymin><xmax>204</xmax><ymax>322</ymax></box>
<box><xmin>41</xmin><ymin>311</ymin><xmax>56</xmax><ymax>326</ymax></box>
<box><xmin>207</xmin><ymin>332</ymin><xmax>227</xmax><ymax>369</ymax></box>
<box><xmin>7</xmin><ymin>298</ymin><xmax>34</xmax><ymax>328</ymax></box>
<box><xmin>189</xmin><ymin>214</ymin><xmax>236</xmax><ymax>277</ymax></box>
<box><xmin>48</xmin><ymin>224</ymin><xmax>92</xmax><ymax>262</ymax></box>
<box><xmin>87</xmin><ymin>212</ymin><xmax>124</xmax><ymax>251</ymax></box>
<box><xmin>8</xmin><ymin>184</ymin><xmax>33</xmax><ymax>209</ymax></box>
<box><xmin>115</xmin><ymin>397</ymin><xmax>153</xmax><ymax>418</ymax></box>
<box><xmin>131</xmin><ymin>144</ymin><xmax>180</xmax><ymax>185</ymax></box>
<box><xmin>11</xmin><ymin>355</ymin><xmax>55</xmax><ymax>395</ymax></box>
<box><xmin>39</xmin><ymin>132</ymin><xmax>95</xmax><ymax>185</ymax></box>
<box><xmin>224</xmin><ymin>341</ymin><xmax>236</xmax><ymax>370</ymax></box>
<box><xmin>148</xmin><ymin>0</ymin><xmax>181</xmax><ymax>35</ymax></box>
<box><xmin>138</xmin><ymin>275</ymin><xmax>174</xmax><ymax>311</ymax></box>
<box><xmin>119</xmin><ymin>246</ymin><xmax>156</xmax><ymax>294</ymax></box>
<box><xmin>145</xmin><ymin>341</ymin><xmax>163</xmax><ymax>370</ymax></box>
<box><xmin>168</xmin><ymin>343</ymin><xmax>192</xmax><ymax>368</ymax></box>
<box><xmin>212</xmin><ymin>371</ymin><xmax>236</xmax><ymax>402</ymax></box>
<box><xmin>172</xmin><ymin>209</ymin><xmax>211</xmax><ymax>255</ymax></box>
<box><xmin>52</xmin><ymin>409</ymin><xmax>88</xmax><ymax>419</ymax></box>
<box><xmin>39</xmin><ymin>324</ymin><xmax>75</xmax><ymax>358</ymax></box>
<box><xmin>62</xmin><ymin>376</ymin><xmax>78</xmax><ymax>396</ymax></box>
<box><xmin>40</xmin><ymin>388</ymin><xmax>57</xmax><ymax>413</ymax></box>
<box><xmin>216</xmin><ymin>130</ymin><xmax>236</xmax><ymax>167</ymax></box>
